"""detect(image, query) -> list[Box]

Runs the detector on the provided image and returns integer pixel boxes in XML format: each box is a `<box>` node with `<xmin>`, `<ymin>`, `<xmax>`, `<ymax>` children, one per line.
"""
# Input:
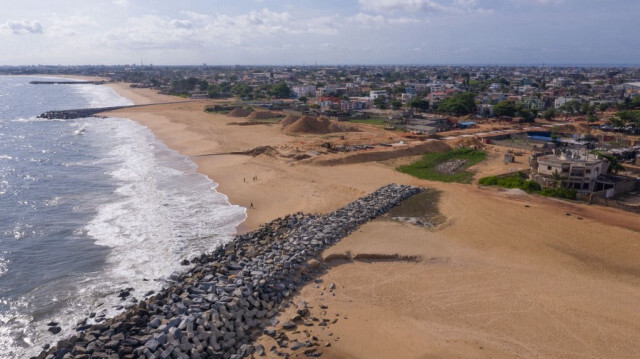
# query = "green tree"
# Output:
<box><xmin>517</xmin><ymin>108</ymin><xmax>538</xmax><ymax>123</ymax></box>
<box><xmin>231</xmin><ymin>83</ymin><xmax>253</xmax><ymax>98</ymax></box>
<box><xmin>373</xmin><ymin>96</ymin><xmax>387</xmax><ymax>109</ymax></box>
<box><xmin>598</xmin><ymin>103</ymin><xmax>610</xmax><ymax>112</ymax></box>
<box><xmin>494</xmin><ymin>100</ymin><xmax>517</xmax><ymax>117</ymax></box>
<box><xmin>437</xmin><ymin>92</ymin><xmax>476</xmax><ymax>116</ymax></box>
<box><xmin>270</xmin><ymin>82</ymin><xmax>292</xmax><ymax>98</ymax></box>
<box><xmin>593</xmin><ymin>151</ymin><xmax>625</xmax><ymax>174</ymax></box>
<box><xmin>298</xmin><ymin>96</ymin><xmax>309</xmax><ymax>104</ymax></box>
<box><xmin>407</xmin><ymin>98</ymin><xmax>430</xmax><ymax>112</ymax></box>
<box><xmin>391</xmin><ymin>100</ymin><xmax>403</xmax><ymax>110</ymax></box>
<box><xmin>542</xmin><ymin>108</ymin><xmax>557</xmax><ymax>120</ymax></box>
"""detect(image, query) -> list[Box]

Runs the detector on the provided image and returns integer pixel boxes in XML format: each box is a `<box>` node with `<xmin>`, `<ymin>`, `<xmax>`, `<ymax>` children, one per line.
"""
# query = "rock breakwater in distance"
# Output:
<box><xmin>35</xmin><ymin>184</ymin><xmax>422</xmax><ymax>359</ymax></box>
<box><xmin>37</xmin><ymin>106</ymin><xmax>130</xmax><ymax>120</ymax></box>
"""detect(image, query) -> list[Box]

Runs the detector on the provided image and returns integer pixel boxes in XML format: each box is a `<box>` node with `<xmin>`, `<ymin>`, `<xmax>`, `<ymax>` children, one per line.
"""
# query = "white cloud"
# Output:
<box><xmin>113</xmin><ymin>0</ymin><xmax>130</xmax><ymax>7</ymax></box>
<box><xmin>347</xmin><ymin>12</ymin><xmax>424</xmax><ymax>27</ymax></box>
<box><xmin>358</xmin><ymin>0</ymin><xmax>448</xmax><ymax>12</ymax></box>
<box><xmin>512</xmin><ymin>0</ymin><xmax>565</xmax><ymax>4</ymax></box>
<box><xmin>357</xmin><ymin>0</ymin><xmax>489</xmax><ymax>14</ymax></box>
<box><xmin>0</xmin><ymin>19</ymin><xmax>43</xmax><ymax>35</ymax></box>
<box><xmin>101</xmin><ymin>9</ymin><xmax>338</xmax><ymax>50</ymax></box>
<box><xmin>48</xmin><ymin>15</ymin><xmax>94</xmax><ymax>37</ymax></box>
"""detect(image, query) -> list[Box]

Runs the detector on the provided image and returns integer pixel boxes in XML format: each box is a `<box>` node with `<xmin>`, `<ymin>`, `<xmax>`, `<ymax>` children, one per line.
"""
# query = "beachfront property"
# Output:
<box><xmin>530</xmin><ymin>151</ymin><xmax>639</xmax><ymax>198</ymax></box>
<box><xmin>530</xmin><ymin>151</ymin><xmax>607</xmax><ymax>192</ymax></box>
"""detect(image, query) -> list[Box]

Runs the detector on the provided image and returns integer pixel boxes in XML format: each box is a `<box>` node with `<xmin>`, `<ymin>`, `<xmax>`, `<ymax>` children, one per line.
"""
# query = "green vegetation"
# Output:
<box><xmin>478</xmin><ymin>172</ymin><xmax>541</xmax><ymax>193</ymax></box>
<box><xmin>397</xmin><ymin>148</ymin><xmax>487</xmax><ymax>183</ymax></box>
<box><xmin>269</xmin><ymin>82</ymin><xmax>292</xmax><ymax>98</ymax></box>
<box><xmin>373</xmin><ymin>96</ymin><xmax>387</xmax><ymax>109</ymax></box>
<box><xmin>478</xmin><ymin>172</ymin><xmax>577</xmax><ymax>200</ymax></box>
<box><xmin>591</xmin><ymin>150</ymin><xmax>626</xmax><ymax>174</ymax></box>
<box><xmin>610</xmin><ymin>110</ymin><xmax>640</xmax><ymax>130</ymax></box>
<box><xmin>407</xmin><ymin>98</ymin><xmax>430</xmax><ymax>112</ymax></box>
<box><xmin>539</xmin><ymin>188</ymin><xmax>578</xmax><ymax>199</ymax></box>
<box><xmin>542</xmin><ymin>108</ymin><xmax>557</xmax><ymax>120</ymax></box>
<box><xmin>436</xmin><ymin>92</ymin><xmax>476</xmax><ymax>116</ymax></box>
<box><xmin>493</xmin><ymin>100</ymin><xmax>538</xmax><ymax>122</ymax></box>
<box><xmin>494</xmin><ymin>100</ymin><xmax>517</xmax><ymax>117</ymax></box>
<box><xmin>168</xmin><ymin>77</ymin><xmax>208</xmax><ymax>96</ymax></box>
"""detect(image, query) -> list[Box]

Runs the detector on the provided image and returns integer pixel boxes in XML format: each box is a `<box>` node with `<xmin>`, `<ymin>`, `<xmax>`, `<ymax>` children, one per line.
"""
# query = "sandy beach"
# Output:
<box><xmin>102</xmin><ymin>82</ymin><xmax>640</xmax><ymax>359</ymax></box>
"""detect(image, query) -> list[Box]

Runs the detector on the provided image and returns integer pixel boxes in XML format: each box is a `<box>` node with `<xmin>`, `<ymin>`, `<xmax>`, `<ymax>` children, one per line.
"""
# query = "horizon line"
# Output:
<box><xmin>1</xmin><ymin>63</ymin><xmax>640</xmax><ymax>68</ymax></box>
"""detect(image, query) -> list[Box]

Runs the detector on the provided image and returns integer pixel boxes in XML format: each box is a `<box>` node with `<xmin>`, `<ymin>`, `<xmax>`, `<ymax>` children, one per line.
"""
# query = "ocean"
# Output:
<box><xmin>0</xmin><ymin>76</ymin><xmax>246</xmax><ymax>358</ymax></box>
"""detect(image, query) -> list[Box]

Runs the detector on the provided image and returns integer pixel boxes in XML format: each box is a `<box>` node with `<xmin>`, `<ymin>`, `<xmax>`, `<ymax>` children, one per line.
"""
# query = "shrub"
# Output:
<box><xmin>478</xmin><ymin>176</ymin><xmax>498</xmax><ymax>185</ymax></box>
<box><xmin>540</xmin><ymin>188</ymin><xmax>577</xmax><ymax>200</ymax></box>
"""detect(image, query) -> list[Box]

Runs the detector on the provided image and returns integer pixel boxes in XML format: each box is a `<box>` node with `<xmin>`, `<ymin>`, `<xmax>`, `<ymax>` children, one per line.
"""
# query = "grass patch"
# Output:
<box><xmin>478</xmin><ymin>172</ymin><xmax>541</xmax><ymax>193</ymax></box>
<box><xmin>397</xmin><ymin>148</ymin><xmax>487</xmax><ymax>183</ymax></box>
<box><xmin>479</xmin><ymin>172</ymin><xmax>577</xmax><ymax>200</ymax></box>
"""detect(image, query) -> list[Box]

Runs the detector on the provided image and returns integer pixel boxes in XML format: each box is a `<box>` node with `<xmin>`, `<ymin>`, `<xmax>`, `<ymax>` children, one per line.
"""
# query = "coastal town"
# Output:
<box><xmin>3</xmin><ymin>0</ymin><xmax>640</xmax><ymax>358</ymax></box>
<box><xmin>5</xmin><ymin>62</ymin><xmax>635</xmax><ymax>359</ymax></box>
<box><xmin>11</xmin><ymin>64</ymin><xmax>640</xmax><ymax>209</ymax></box>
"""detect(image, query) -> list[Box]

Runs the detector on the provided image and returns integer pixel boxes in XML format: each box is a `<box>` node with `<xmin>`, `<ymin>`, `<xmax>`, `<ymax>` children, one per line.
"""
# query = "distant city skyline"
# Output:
<box><xmin>1</xmin><ymin>0</ymin><xmax>639</xmax><ymax>66</ymax></box>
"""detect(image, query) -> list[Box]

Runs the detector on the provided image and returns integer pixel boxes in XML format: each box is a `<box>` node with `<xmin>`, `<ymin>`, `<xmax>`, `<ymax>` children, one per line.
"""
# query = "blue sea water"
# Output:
<box><xmin>0</xmin><ymin>76</ymin><xmax>246</xmax><ymax>357</ymax></box>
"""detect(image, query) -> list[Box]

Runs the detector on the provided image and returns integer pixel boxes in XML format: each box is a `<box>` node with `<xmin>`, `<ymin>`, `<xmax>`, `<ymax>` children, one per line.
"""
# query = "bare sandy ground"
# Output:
<box><xmin>103</xmin><ymin>84</ymin><xmax>640</xmax><ymax>359</ymax></box>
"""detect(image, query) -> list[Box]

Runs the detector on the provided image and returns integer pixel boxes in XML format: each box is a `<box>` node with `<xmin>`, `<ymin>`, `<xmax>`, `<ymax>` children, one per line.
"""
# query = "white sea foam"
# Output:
<box><xmin>15</xmin><ymin>82</ymin><xmax>245</xmax><ymax>358</ymax></box>
<box><xmin>85</xmin><ymin>118</ymin><xmax>246</xmax><ymax>284</ymax></box>
<box><xmin>72</xmin><ymin>84</ymin><xmax>133</xmax><ymax>108</ymax></box>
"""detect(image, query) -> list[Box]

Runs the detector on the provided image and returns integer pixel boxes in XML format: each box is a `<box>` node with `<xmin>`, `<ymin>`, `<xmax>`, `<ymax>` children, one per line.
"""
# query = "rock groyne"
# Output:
<box><xmin>35</xmin><ymin>184</ymin><xmax>421</xmax><ymax>359</ymax></box>
<box><xmin>37</xmin><ymin>106</ymin><xmax>130</xmax><ymax>120</ymax></box>
<box><xmin>30</xmin><ymin>81</ymin><xmax>107</xmax><ymax>85</ymax></box>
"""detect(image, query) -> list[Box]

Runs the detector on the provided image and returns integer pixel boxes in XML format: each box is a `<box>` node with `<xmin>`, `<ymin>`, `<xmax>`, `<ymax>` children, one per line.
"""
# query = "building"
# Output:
<box><xmin>369</xmin><ymin>90</ymin><xmax>387</xmax><ymax>100</ymax></box>
<box><xmin>554</xmin><ymin>96</ymin><xmax>579</xmax><ymax>108</ymax></box>
<box><xmin>404</xmin><ymin>117</ymin><xmax>451</xmax><ymax>134</ymax></box>
<box><xmin>530</xmin><ymin>151</ymin><xmax>608</xmax><ymax>192</ymax></box>
<box><xmin>292</xmin><ymin>85</ymin><xmax>316</xmax><ymax>98</ymax></box>
<box><xmin>458</xmin><ymin>121</ymin><xmax>476</xmax><ymax>129</ymax></box>
<box><xmin>401</xmin><ymin>93</ymin><xmax>415</xmax><ymax>104</ymax></box>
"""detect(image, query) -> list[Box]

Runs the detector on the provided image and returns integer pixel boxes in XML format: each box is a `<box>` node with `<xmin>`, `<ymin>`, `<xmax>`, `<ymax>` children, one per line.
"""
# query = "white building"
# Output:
<box><xmin>370</xmin><ymin>90</ymin><xmax>387</xmax><ymax>100</ymax></box>
<box><xmin>530</xmin><ymin>151</ymin><xmax>608</xmax><ymax>192</ymax></box>
<box><xmin>554</xmin><ymin>96</ymin><xmax>579</xmax><ymax>108</ymax></box>
<box><xmin>292</xmin><ymin>85</ymin><xmax>316</xmax><ymax>98</ymax></box>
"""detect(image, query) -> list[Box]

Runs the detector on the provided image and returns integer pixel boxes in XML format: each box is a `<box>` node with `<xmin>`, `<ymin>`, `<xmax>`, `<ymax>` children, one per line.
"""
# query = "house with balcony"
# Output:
<box><xmin>530</xmin><ymin>151</ymin><xmax>607</xmax><ymax>192</ymax></box>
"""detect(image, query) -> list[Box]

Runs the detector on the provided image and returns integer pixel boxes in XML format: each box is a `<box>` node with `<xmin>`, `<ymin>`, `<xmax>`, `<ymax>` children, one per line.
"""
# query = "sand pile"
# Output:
<box><xmin>280</xmin><ymin>114</ymin><xmax>300</xmax><ymax>127</ymax></box>
<box><xmin>228</xmin><ymin>107</ymin><xmax>253</xmax><ymax>117</ymax></box>
<box><xmin>247</xmin><ymin>111</ymin><xmax>281</xmax><ymax>120</ymax></box>
<box><xmin>451</xmin><ymin>136</ymin><xmax>484</xmax><ymax>148</ymax></box>
<box><xmin>310</xmin><ymin>140</ymin><xmax>451</xmax><ymax>166</ymax></box>
<box><xmin>244</xmin><ymin>145</ymin><xmax>280</xmax><ymax>157</ymax></box>
<box><xmin>284</xmin><ymin>116</ymin><xmax>358</xmax><ymax>135</ymax></box>
<box><xmin>567</xmin><ymin>122</ymin><xmax>592</xmax><ymax>134</ymax></box>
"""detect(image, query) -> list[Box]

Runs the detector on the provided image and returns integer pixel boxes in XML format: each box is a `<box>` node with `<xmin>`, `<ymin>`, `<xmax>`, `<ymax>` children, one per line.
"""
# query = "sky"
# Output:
<box><xmin>1</xmin><ymin>0</ymin><xmax>639</xmax><ymax>66</ymax></box>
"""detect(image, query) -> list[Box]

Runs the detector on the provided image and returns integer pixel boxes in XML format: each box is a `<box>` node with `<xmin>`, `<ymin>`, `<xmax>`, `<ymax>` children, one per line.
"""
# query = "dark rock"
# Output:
<box><xmin>282</xmin><ymin>321</ymin><xmax>297</xmax><ymax>330</ymax></box>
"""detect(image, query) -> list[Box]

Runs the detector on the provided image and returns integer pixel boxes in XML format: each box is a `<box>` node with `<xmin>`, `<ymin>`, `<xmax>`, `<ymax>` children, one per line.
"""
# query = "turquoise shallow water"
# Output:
<box><xmin>0</xmin><ymin>76</ymin><xmax>246</xmax><ymax>357</ymax></box>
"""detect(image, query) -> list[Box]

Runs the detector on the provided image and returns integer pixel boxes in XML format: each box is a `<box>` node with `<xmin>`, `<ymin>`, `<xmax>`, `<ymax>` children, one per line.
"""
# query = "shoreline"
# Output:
<box><xmin>94</xmin><ymin>81</ymin><xmax>640</xmax><ymax>358</ymax></box>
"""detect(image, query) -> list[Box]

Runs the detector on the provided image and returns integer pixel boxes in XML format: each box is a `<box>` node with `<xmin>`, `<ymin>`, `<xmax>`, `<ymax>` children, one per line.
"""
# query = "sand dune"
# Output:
<box><xmin>228</xmin><ymin>107</ymin><xmax>253</xmax><ymax>117</ymax></box>
<box><xmin>283</xmin><ymin>116</ymin><xmax>359</xmax><ymax>135</ymax></box>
